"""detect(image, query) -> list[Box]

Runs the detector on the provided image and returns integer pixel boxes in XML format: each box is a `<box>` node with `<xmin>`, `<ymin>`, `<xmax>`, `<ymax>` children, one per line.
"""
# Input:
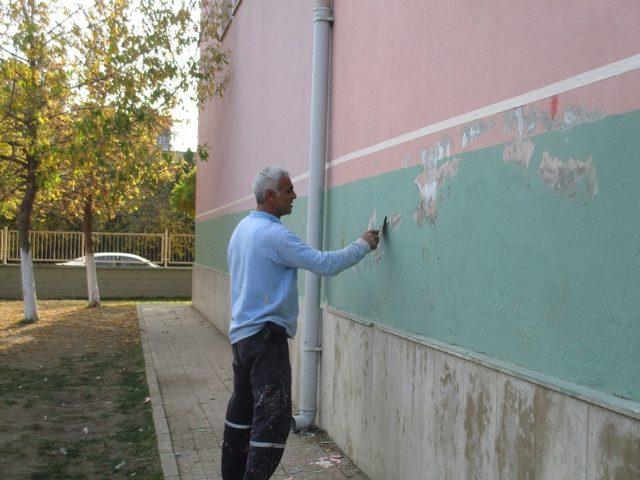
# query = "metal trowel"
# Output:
<box><xmin>378</xmin><ymin>215</ymin><xmax>387</xmax><ymax>240</ymax></box>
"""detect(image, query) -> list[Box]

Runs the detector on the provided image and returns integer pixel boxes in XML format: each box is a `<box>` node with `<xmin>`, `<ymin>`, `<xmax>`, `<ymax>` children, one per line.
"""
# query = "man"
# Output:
<box><xmin>221</xmin><ymin>166</ymin><xmax>379</xmax><ymax>479</ymax></box>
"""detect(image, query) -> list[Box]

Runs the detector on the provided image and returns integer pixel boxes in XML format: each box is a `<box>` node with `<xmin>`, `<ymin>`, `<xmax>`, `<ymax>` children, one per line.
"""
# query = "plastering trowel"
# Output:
<box><xmin>378</xmin><ymin>215</ymin><xmax>388</xmax><ymax>239</ymax></box>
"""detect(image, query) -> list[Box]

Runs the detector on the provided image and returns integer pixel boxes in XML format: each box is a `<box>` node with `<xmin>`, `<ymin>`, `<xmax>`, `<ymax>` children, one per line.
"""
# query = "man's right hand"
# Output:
<box><xmin>361</xmin><ymin>230</ymin><xmax>380</xmax><ymax>250</ymax></box>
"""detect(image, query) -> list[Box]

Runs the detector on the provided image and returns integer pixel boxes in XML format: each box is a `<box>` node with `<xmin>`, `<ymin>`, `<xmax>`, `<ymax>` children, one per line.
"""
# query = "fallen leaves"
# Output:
<box><xmin>310</xmin><ymin>454</ymin><xmax>343</xmax><ymax>468</ymax></box>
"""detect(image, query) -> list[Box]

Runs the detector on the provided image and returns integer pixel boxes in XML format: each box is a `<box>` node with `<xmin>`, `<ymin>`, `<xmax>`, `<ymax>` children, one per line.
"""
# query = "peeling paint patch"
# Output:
<box><xmin>503</xmin><ymin>139</ymin><xmax>536</xmax><ymax>170</ymax></box>
<box><xmin>414</xmin><ymin>157</ymin><xmax>462</xmax><ymax>226</ymax></box>
<box><xmin>542</xmin><ymin>104</ymin><xmax>604</xmax><ymax>130</ymax></box>
<box><xmin>367</xmin><ymin>208</ymin><xmax>378</xmax><ymax>231</ymax></box>
<box><xmin>387</xmin><ymin>213</ymin><xmax>402</xmax><ymax>231</ymax></box>
<box><xmin>504</xmin><ymin>106</ymin><xmax>537</xmax><ymax>136</ymax></box>
<box><xmin>538</xmin><ymin>152</ymin><xmax>598</xmax><ymax>199</ymax></box>
<box><xmin>420</xmin><ymin>138</ymin><xmax>452</xmax><ymax>167</ymax></box>
<box><xmin>461</xmin><ymin>119</ymin><xmax>494</xmax><ymax>148</ymax></box>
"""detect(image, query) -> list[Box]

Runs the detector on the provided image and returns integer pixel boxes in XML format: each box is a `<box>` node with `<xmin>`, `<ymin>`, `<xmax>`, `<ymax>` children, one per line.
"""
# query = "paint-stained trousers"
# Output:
<box><xmin>221</xmin><ymin>323</ymin><xmax>292</xmax><ymax>480</ymax></box>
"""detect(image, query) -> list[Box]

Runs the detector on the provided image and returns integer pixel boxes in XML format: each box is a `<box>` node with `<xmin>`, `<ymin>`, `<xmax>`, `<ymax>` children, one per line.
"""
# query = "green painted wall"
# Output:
<box><xmin>196</xmin><ymin>109</ymin><xmax>640</xmax><ymax>402</ymax></box>
<box><xmin>195</xmin><ymin>197</ymin><xmax>308</xmax><ymax>273</ymax></box>
<box><xmin>325</xmin><ymin>109</ymin><xmax>640</xmax><ymax>402</ymax></box>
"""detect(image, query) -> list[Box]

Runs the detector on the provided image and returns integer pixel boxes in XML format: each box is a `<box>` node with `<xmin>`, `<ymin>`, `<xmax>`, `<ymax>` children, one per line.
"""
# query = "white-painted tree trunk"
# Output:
<box><xmin>20</xmin><ymin>247</ymin><xmax>39</xmax><ymax>322</ymax></box>
<box><xmin>85</xmin><ymin>252</ymin><xmax>101</xmax><ymax>307</ymax></box>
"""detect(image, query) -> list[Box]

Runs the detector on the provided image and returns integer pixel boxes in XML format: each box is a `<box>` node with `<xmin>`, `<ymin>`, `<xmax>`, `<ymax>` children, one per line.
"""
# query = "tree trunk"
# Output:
<box><xmin>83</xmin><ymin>197</ymin><xmax>101</xmax><ymax>307</ymax></box>
<box><xmin>18</xmin><ymin>159</ymin><xmax>39</xmax><ymax>322</ymax></box>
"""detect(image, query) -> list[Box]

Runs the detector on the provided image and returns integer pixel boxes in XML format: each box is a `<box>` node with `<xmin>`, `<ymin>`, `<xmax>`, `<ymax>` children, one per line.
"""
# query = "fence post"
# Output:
<box><xmin>163</xmin><ymin>229</ymin><xmax>169</xmax><ymax>267</ymax></box>
<box><xmin>2</xmin><ymin>226</ymin><xmax>7</xmax><ymax>264</ymax></box>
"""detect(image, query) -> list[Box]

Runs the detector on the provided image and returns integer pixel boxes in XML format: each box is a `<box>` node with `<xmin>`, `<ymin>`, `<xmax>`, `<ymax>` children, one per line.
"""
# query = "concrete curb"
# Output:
<box><xmin>137</xmin><ymin>303</ymin><xmax>181</xmax><ymax>479</ymax></box>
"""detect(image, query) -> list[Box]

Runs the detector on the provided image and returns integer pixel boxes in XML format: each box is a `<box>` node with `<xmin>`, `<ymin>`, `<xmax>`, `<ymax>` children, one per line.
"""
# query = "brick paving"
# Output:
<box><xmin>138</xmin><ymin>303</ymin><xmax>369</xmax><ymax>480</ymax></box>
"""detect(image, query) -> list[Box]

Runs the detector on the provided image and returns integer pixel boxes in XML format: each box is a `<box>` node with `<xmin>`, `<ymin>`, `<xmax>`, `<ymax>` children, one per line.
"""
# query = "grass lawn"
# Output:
<box><xmin>0</xmin><ymin>300</ymin><xmax>164</xmax><ymax>479</ymax></box>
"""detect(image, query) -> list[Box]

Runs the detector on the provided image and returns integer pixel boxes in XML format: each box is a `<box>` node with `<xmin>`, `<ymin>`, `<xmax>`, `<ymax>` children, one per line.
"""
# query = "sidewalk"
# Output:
<box><xmin>137</xmin><ymin>303</ymin><xmax>369</xmax><ymax>480</ymax></box>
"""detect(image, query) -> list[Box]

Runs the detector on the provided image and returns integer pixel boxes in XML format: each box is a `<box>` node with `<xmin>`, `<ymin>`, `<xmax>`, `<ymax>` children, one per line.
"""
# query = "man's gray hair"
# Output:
<box><xmin>253</xmin><ymin>166</ymin><xmax>290</xmax><ymax>204</ymax></box>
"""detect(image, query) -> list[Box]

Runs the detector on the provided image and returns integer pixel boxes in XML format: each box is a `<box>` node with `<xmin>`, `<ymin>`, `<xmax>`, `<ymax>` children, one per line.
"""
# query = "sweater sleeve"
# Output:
<box><xmin>272</xmin><ymin>228</ymin><xmax>371</xmax><ymax>276</ymax></box>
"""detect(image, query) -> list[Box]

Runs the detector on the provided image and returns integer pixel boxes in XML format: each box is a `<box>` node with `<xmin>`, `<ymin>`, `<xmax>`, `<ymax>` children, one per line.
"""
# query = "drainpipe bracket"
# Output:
<box><xmin>302</xmin><ymin>346</ymin><xmax>323</xmax><ymax>352</ymax></box>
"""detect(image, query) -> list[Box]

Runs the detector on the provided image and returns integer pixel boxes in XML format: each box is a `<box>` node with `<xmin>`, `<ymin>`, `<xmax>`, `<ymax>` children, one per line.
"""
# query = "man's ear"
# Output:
<box><xmin>264</xmin><ymin>189</ymin><xmax>276</xmax><ymax>203</ymax></box>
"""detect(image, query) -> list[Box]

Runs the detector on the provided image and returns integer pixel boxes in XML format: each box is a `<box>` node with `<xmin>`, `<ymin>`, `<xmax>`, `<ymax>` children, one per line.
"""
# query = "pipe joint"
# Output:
<box><xmin>292</xmin><ymin>408</ymin><xmax>318</xmax><ymax>432</ymax></box>
<box><xmin>313</xmin><ymin>7</ymin><xmax>334</xmax><ymax>23</ymax></box>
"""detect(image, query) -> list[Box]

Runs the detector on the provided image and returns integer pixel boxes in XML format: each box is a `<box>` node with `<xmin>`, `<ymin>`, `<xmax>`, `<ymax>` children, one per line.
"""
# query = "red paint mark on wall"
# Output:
<box><xmin>550</xmin><ymin>96</ymin><xmax>559</xmax><ymax>119</ymax></box>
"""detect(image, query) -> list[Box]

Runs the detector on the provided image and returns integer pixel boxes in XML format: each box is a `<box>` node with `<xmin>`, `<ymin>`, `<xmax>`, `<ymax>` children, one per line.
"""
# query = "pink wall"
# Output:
<box><xmin>197</xmin><ymin>1</ymin><xmax>313</xmax><ymax>220</ymax></box>
<box><xmin>330</xmin><ymin>0</ymin><xmax>640</xmax><ymax>160</ymax></box>
<box><xmin>197</xmin><ymin>1</ymin><xmax>640</xmax><ymax>221</ymax></box>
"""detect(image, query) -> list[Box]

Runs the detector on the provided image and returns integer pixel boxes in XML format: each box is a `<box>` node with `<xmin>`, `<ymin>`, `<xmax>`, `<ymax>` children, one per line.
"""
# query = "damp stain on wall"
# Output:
<box><xmin>464</xmin><ymin>375</ymin><xmax>492</xmax><ymax>478</ymax></box>
<box><xmin>537</xmin><ymin>151</ymin><xmax>598</xmax><ymax>199</ymax></box>
<box><xmin>495</xmin><ymin>380</ymin><xmax>537</xmax><ymax>479</ymax></box>
<box><xmin>597</xmin><ymin>421</ymin><xmax>640</xmax><ymax>479</ymax></box>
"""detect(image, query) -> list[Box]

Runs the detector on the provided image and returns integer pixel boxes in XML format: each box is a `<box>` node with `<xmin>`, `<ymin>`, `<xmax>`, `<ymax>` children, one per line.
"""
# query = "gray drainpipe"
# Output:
<box><xmin>292</xmin><ymin>0</ymin><xmax>334</xmax><ymax>432</ymax></box>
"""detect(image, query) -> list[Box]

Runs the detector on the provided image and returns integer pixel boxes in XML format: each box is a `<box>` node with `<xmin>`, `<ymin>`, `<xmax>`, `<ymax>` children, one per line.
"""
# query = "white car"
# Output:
<box><xmin>57</xmin><ymin>252</ymin><xmax>160</xmax><ymax>268</ymax></box>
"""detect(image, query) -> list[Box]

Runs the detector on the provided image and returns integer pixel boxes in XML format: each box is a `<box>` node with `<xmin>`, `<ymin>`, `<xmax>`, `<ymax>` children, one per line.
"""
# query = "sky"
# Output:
<box><xmin>171</xmin><ymin>97</ymin><xmax>198</xmax><ymax>152</ymax></box>
<box><xmin>54</xmin><ymin>0</ymin><xmax>199</xmax><ymax>153</ymax></box>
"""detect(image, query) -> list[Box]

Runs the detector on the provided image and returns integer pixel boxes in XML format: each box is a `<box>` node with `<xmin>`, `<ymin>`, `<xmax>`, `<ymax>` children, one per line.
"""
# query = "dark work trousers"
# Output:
<box><xmin>221</xmin><ymin>323</ymin><xmax>292</xmax><ymax>480</ymax></box>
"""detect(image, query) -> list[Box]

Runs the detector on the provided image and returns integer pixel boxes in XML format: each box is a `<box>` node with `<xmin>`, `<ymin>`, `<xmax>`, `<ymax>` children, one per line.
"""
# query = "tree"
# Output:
<box><xmin>56</xmin><ymin>0</ymin><xmax>229</xmax><ymax>307</ymax></box>
<box><xmin>61</xmin><ymin>109</ymin><xmax>176</xmax><ymax>306</ymax></box>
<box><xmin>0</xmin><ymin>0</ymin><xmax>71</xmax><ymax>321</ymax></box>
<box><xmin>170</xmin><ymin>166</ymin><xmax>196</xmax><ymax>217</ymax></box>
<box><xmin>1</xmin><ymin>0</ymin><xmax>230</xmax><ymax>314</ymax></box>
<box><xmin>105</xmin><ymin>150</ymin><xmax>194</xmax><ymax>234</ymax></box>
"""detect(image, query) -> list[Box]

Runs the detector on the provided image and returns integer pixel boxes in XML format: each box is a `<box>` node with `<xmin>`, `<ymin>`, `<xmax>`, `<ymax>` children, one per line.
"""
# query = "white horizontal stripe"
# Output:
<box><xmin>225</xmin><ymin>420</ymin><xmax>251</xmax><ymax>430</ymax></box>
<box><xmin>249</xmin><ymin>440</ymin><xmax>286</xmax><ymax>448</ymax></box>
<box><xmin>196</xmin><ymin>53</ymin><xmax>640</xmax><ymax>221</ymax></box>
<box><xmin>194</xmin><ymin>171</ymin><xmax>312</xmax><ymax>220</ymax></box>
<box><xmin>328</xmin><ymin>53</ymin><xmax>640</xmax><ymax>170</ymax></box>
<box><xmin>196</xmin><ymin>194</ymin><xmax>254</xmax><ymax>220</ymax></box>
<box><xmin>291</xmin><ymin>171</ymin><xmax>310</xmax><ymax>183</ymax></box>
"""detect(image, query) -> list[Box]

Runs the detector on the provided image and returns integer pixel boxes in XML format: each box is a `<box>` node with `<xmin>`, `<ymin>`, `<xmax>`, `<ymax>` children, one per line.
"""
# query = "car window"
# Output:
<box><xmin>96</xmin><ymin>255</ymin><xmax>116</xmax><ymax>265</ymax></box>
<box><xmin>120</xmin><ymin>256</ymin><xmax>142</xmax><ymax>265</ymax></box>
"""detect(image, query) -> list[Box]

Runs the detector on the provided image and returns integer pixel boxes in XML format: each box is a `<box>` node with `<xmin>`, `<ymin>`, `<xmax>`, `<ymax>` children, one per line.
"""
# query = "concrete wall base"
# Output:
<box><xmin>0</xmin><ymin>264</ymin><xmax>192</xmax><ymax>299</ymax></box>
<box><xmin>193</xmin><ymin>264</ymin><xmax>640</xmax><ymax>479</ymax></box>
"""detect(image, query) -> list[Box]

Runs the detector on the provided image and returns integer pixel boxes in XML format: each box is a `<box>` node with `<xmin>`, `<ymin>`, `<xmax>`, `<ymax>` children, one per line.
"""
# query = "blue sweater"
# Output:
<box><xmin>227</xmin><ymin>211</ymin><xmax>371</xmax><ymax>344</ymax></box>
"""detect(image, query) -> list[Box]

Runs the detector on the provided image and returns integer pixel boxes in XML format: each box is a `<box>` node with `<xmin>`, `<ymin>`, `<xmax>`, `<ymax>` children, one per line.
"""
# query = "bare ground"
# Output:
<box><xmin>0</xmin><ymin>300</ymin><xmax>163</xmax><ymax>479</ymax></box>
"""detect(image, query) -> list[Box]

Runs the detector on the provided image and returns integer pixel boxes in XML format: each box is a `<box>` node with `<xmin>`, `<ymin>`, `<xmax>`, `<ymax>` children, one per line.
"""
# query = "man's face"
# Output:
<box><xmin>271</xmin><ymin>176</ymin><xmax>297</xmax><ymax>217</ymax></box>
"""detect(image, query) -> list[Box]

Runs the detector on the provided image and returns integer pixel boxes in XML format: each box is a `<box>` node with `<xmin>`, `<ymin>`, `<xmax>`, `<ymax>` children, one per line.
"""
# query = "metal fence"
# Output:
<box><xmin>1</xmin><ymin>227</ymin><xmax>194</xmax><ymax>266</ymax></box>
